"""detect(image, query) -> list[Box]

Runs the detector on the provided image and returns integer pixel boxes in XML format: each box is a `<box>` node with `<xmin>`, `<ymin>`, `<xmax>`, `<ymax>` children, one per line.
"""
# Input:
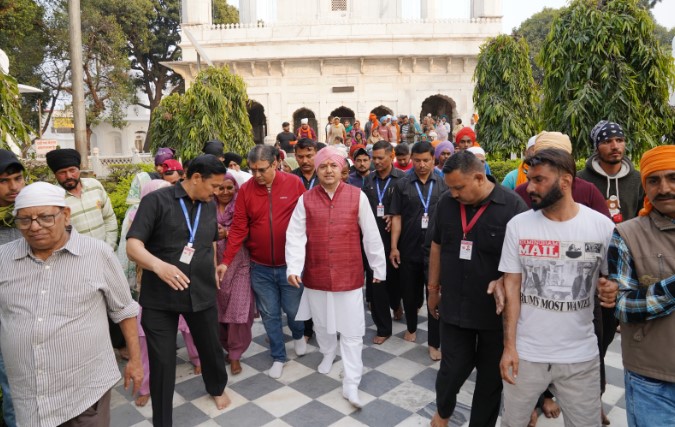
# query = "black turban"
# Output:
<box><xmin>223</xmin><ymin>152</ymin><xmax>242</xmax><ymax>166</ymax></box>
<box><xmin>46</xmin><ymin>148</ymin><xmax>81</xmax><ymax>173</ymax></box>
<box><xmin>203</xmin><ymin>140</ymin><xmax>225</xmax><ymax>157</ymax></box>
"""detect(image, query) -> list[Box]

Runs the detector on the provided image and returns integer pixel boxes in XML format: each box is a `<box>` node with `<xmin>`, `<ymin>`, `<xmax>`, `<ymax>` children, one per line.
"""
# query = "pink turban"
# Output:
<box><xmin>314</xmin><ymin>146</ymin><xmax>346</xmax><ymax>171</ymax></box>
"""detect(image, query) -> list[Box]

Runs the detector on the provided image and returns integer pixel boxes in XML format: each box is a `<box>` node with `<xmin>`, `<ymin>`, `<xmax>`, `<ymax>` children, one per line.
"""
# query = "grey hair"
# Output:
<box><xmin>247</xmin><ymin>145</ymin><xmax>278</xmax><ymax>164</ymax></box>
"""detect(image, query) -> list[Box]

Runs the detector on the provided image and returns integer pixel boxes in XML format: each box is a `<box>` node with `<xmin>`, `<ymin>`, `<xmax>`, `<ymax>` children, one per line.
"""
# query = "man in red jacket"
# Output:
<box><xmin>220</xmin><ymin>145</ymin><xmax>307</xmax><ymax>379</ymax></box>
<box><xmin>286</xmin><ymin>147</ymin><xmax>386</xmax><ymax>408</ymax></box>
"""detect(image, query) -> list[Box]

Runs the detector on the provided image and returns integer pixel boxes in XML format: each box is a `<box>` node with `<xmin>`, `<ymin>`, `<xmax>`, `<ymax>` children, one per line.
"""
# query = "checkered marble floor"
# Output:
<box><xmin>110</xmin><ymin>305</ymin><xmax>628</xmax><ymax>427</ymax></box>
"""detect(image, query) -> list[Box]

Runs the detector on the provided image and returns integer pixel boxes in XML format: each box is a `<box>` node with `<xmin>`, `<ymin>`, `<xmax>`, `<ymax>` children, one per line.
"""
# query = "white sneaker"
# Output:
<box><xmin>342</xmin><ymin>388</ymin><xmax>362</xmax><ymax>409</ymax></box>
<box><xmin>318</xmin><ymin>352</ymin><xmax>336</xmax><ymax>374</ymax></box>
<box><xmin>294</xmin><ymin>338</ymin><xmax>307</xmax><ymax>356</ymax></box>
<box><xmin>268</xmin><ymin>361</ymin><xmax>284</xmax><ymax>379</ymax></box>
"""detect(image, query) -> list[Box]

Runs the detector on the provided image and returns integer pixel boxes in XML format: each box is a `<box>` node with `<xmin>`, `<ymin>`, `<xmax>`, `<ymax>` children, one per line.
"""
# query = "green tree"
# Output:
<box><xmin>473</xmin><ymin>35</ymin><xmax>539</xmax><ymax>159</ymax></box>
<box><xmin>0</xmin><ymin>71</ymin><xmax>33</xmax><ymax>151</ymax></box>
<box><xmin>540</xmin><ymin>0</ymin><xmax>675</xmax><ymax>158</ymax></box>
<box><xmin>50</xmin><ymin>0</ymin><xmax>136</xmax><ymax>148</ymax></box>
<box><xmin>512</xmin><ymin>8</ymin><xmax>561</xmax><ymax>85</ymax></box>
<box><xmin>149</xmin><ymin>66</ymin><xmax>254</xmax><ymax>159</ymax></box>
<box><xmin>213</xmin><ymin>0</ymin><xmax>239</xmax><ymax>25</ymax></box>
<box><xmin>0</xmin><ymin>0</ymin><xmax>49</xmax><ymax>130</ymax></box>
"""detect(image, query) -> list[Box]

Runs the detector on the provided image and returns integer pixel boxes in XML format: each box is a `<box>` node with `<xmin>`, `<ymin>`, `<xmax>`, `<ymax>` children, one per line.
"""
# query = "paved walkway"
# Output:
<box><xmin>110</xmin><ymin>305</ymin><xmax>628</xmax><ymax>427</ymax></box>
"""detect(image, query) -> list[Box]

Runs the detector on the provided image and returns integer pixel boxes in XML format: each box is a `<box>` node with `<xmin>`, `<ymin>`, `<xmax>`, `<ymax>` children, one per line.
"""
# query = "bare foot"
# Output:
<box><xmin>528</xmin><ymin>409</ymin><xmax>538</xmax><ymax>427</ymax></box>
<box><xmin>393</xmin><ymin>306</ymin><xmax>403</xmax><ymax>321</ymax></box>
<box><xmin>403</xmin><ymin>331</ymin><xmax>416</xmax><ymax>342</ymax></box>
<box><xmin>193</xmin><ymin>365</ymin><xmax>202</xmax><ymax>375</ymax></box>
<box><xmin>304</xmin><ymin>335</ymin><xmax>310</xmax><ymax>343</ymax></box>
<box><xmin>542</xmin><ymin>397</ymin><xmax>560</xmax><ymax>418</ymax></box>
<box><xmin>601</xmin><ymin>408</ymin><xmax>611</xmax><ymax>425</ymax></box>
<box><xmin>428</xmin><ymin>346</ymin><xmax>441</xmax><ymax>361</ymax></box>
<box><xmin>213</xmin><ymin>391</ymin><xmax>231</xmax><ymax>410</ymax></box>
<box><xmin>231</xmin><ymin>359</ymin><xmax>242</xmax><ymax>375</ymax></box>
<box><xmin>135</xmin><ymin>394</ymin><xmax>150</xmax><ymax>407</ymax></box>
<box><xmin>118</xmin><ymin>346</ymin><xmax>130</xmax><ymax>360</ymax></box>
<box><xmin>430</xmin><ymin>411</ymin><xmax>449</xmax><ymax>427</ymax></box>
<box><xmin>372</xmin><ymin>335</ymin><xmax>390</xmax><ymax>345</ymax></box>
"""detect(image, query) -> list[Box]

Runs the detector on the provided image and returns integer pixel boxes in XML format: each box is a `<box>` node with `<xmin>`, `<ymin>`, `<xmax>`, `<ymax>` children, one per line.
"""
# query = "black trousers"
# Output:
<box><xmin>369</xmin><ymin>259</ymin><xmax>401</xmax><ymax>337</ymax></box>
<box><xmin>142</xmin><ymin>306</ymin><xmax>228</xmax><ymax>427</ymax></box>
<box><xmin>435</xmin><ymin>321</ymin><xmax>502</xmax><ymax>426</ymax></box>
<box><xmin>399</xmin><ymin>259</ymin><xmax>439</xmax><ymax>348</ymax></box>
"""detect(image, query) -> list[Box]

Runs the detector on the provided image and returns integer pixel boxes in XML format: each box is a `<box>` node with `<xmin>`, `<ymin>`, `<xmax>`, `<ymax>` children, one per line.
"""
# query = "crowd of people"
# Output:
<box><xmin>0</xmin><ymin>113</ymin><xmax>672</xmax><ymax>427</ymax></box>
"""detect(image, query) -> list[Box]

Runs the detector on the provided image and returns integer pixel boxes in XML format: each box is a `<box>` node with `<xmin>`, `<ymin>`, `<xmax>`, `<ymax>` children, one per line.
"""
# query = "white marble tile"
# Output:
<box><xmin>262</xmin><ymin>420</ymin><xmax>293</xmax><ymax>427</ymax></box>
<box><xmin>191</xmin><ymin>389</ymin><xmax>247</xmax><ymax>417</ymax></box>
<box><xmin>395</xmin><ymin>413</ymin><xmax>432</xmax><ymax>426</ymax></box>
<box><xmin>376</xmin><ymin>357</ymin><xmax>428</xmax><ymax>381</ymax></box>
<box><xmin>602</xmin><ymin>384</ymin><xmax>625</xmax><ymax>406</ymax></box>
<box><xmin>380</xmin><ymin>383</ymin><xmax>436</xmax><ymax>413</ymax></box>
<box><xmin>376</xmin><ymin>335</ymin><xmax>418</xmax><ymax>355</ymax></box>
<box><xmin>317</xmin><ymin>388</ymin><xmax>376</xmax><ymax>415</ymax></box>
<box><xmin>252</xmin><ymin>386</ymin><xmax>312</xmax><ymax>417</ymax></box>
<box><xmin>276</xmin><ymin>359</ymin><xmax>316</xmax><ymax>384</ymax></box>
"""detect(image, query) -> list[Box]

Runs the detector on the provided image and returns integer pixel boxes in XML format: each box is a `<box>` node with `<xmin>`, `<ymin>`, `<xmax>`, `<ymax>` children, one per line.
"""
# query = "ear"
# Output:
<box><xmin>560</xmin><ymin>172</ymin><xmax>574</xmax><ymax>189</ymax></box>
<box><xmin>63</xmin><ymin>207</ymin><xmax>72</xmax><ymax>225</ymax></box>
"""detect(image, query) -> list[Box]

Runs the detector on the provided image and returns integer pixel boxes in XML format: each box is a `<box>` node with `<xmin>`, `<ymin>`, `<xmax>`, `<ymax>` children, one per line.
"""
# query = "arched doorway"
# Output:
<box><xmin>292</xmin><ymin>108</ymin><xmax>318</xmax><ymax>135</ymax></box>
<box><xmin>247</xmin><ymin>101</ymin><xmax>267</xmax><ymax>145</ymax></box>
<box><xmin>329</xmin><ymin>106</ymin><xmax>356</xmax><ymax>125</ymax></box>
<box><xmin>420</xmin><ymin>94</ymin><xmax>456</xmax><ymax>123</ymax></box>
<box><xmin>370</xmin><ymin>105</ymin><xmax>394</xmax><ymax>120</ymax></box>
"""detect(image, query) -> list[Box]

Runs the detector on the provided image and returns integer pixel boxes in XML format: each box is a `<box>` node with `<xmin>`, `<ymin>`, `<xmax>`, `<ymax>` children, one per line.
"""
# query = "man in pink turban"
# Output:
<box><xmin>286</xmin><ymin>146</ymin><xmax>386</xmax><ymax>408</ymax></box>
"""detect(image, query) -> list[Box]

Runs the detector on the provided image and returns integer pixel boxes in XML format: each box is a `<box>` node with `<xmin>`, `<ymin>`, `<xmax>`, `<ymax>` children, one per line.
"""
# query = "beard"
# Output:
<box><xmin>530</xmin><ymin>182</ymin><xmax>564</xmax><ymax>211</ymax></box>
<box><xmin>60</xmin><ymin>178</ymin><xmax>80</xmax><ymax>191</ymax></box>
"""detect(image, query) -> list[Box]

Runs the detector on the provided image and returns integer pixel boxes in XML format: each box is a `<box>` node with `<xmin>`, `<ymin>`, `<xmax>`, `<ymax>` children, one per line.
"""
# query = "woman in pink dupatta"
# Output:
<box><xmin>216</xmin><ymin>173</ymin><xmax>254</xmax><ymax>375</ymax></box>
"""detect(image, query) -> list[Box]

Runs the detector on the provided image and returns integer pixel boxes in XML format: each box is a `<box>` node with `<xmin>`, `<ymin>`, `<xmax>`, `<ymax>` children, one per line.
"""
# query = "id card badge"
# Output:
<box><xmin>421</xmin><ymin>213</ymin><xmax>429</xmax><ymax>229</ymax></box>
<box><xmin>377</xmin><ymin>204</ymin><xmax>385</xmax><ymax>217</ymax></box>
<box><xmin>459</xmin><ymin>240</ymin><xmax>473</xmax><ymax>260</ymax></box>
<box><xmin>179</xmin><ymin>246</ymin><xmax>195</xmax><ymax>264</ymax></box>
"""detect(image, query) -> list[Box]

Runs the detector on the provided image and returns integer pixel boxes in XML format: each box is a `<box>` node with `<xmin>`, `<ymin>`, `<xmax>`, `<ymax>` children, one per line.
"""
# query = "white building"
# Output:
<box><xmin>166</xmin><ymin>0</ymin><xmax>503</xmax><ymax>143</ymax></box>
<box><xmin>40</xmin><ymin>103</ymin><xmax>151</xmax><ymax>157</ymax></box>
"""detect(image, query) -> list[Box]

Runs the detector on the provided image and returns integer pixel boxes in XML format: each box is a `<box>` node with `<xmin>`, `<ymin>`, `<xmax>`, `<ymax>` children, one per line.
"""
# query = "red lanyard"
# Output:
<box><xmin>460</xmin><ymin>202</ymin><xmax>490</xmax><ymax>239</ymax></box>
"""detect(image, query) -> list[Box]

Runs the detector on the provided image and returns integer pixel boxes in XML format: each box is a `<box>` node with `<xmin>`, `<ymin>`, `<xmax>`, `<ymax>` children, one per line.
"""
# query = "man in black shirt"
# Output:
<box><xmin>127</xmin><ymin>155</ymin><xmax>230</xmax><ymax>426</ymax></box>
<box><xmin>276</xmin><ymin>122</ymin><xmax>297</xmax><ymax>154</ymax></box>
<box><xmin>389</xmin><ymin>141</ymin><xmax>447</xmax><ymax>360</ymax></box>
<box><xmin>292</xmin><ymin>138</ymin><xmax>318</xmax><ymax>191</ymax></box>
<box><xmin>362</xmin><ymin>141</ymin><xmax>405</xmax><ymax>343</ymax></box>
<box><xmin>428</xmin><ymin>151</ymin><xmax>527</xmax><ymax>427</ymax></box>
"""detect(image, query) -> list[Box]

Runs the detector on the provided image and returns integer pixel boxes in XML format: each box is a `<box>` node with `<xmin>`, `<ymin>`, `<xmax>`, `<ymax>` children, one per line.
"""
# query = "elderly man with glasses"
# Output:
<box><xmin>0</xmin><ymin>182</ymin><xmax>141</xmax><ymax>427</ymax></box>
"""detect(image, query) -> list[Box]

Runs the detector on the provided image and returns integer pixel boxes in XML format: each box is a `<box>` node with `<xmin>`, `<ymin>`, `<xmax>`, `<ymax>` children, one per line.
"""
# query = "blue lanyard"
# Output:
<box><xmin>375</xmin><ymin>177</ymin><xmax>392</xmax><ymax>205</ymax></box>
<box><xmin>308</xmin><ymin>177</ymin><xmax>316</xmax><ymax>189</ymax></box>
<box><xmin>415</xmin><ymin>181</ymin><xmax>434</xmax><ymax>214</ymax></box>
<box><xmin>179</xmin><ymin>198</ymin><xmax>202</xmax><ymax>247</ymax></box>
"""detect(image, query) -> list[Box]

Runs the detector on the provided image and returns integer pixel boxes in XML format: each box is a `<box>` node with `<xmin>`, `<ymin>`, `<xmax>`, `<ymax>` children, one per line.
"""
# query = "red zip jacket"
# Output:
<box><xmin>222</xmin><ymin>171</ymin><xmax>305</xmax><ymax>267</ymax></box>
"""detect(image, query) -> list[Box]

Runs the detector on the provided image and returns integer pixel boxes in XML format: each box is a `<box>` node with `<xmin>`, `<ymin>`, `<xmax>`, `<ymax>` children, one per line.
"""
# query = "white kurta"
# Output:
<box><xmin>286</xmin><ymin>184</ymin><xmax>387</xmax><ymax>335</ymax></box>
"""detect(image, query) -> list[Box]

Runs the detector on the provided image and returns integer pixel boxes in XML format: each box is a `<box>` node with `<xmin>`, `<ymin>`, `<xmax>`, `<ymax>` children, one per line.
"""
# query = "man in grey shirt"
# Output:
<box><xmin>0</xmin><ymin>182</ymin><xmax>142</xmax><ymax>427</ymax></box>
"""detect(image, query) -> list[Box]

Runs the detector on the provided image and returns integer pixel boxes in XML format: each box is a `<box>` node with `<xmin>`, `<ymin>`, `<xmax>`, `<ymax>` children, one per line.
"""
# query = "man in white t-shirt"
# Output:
<box><xmin>498</xmin><ymin>148</ymin><xmax>616</xmax><ymax>427</ymax></box>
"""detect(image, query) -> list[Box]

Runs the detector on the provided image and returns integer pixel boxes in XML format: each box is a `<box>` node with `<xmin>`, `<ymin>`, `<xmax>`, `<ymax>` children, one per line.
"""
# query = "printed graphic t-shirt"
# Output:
<box><xmin>499</xmin><ymin>204</ymin><xmax>615</xmax><ymax>363</ymax></box>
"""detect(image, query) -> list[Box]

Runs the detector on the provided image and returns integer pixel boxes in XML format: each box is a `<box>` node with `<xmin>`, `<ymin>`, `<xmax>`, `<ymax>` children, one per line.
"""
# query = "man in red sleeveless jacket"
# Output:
<box><xmin>286</xmin><ymin>147</ymin><xmax>386</xmax><ymax>409</ymax></box>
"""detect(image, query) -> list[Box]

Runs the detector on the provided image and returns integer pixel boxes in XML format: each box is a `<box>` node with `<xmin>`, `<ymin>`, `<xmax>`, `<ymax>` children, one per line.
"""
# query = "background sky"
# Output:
<box><xmin>229</xmin><ymin>0</ymin><xmax>675</xmax><ymax>39</ymax></box>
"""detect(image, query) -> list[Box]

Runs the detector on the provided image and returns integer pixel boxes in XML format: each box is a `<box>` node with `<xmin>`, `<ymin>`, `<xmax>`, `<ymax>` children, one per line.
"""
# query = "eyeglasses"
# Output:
<box><xmin>250</xmin><ymin>164</ymin><xmax>274</xmax><ymax>175</ymax></box>
<box><xmin>15</xmin><ymin>209</ymin><xmax>64</xmax><ymax>230</ymax></box>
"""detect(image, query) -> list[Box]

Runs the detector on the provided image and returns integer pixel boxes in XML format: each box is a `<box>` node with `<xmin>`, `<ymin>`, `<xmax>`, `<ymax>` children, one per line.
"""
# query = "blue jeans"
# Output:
<box><xmin>250</xmin><ymin>263</ymin><xmax>304</xmax><ymax>362</ymax></box>
<box><xmin>625</xmin><ymin>370</ymin><xmax>675</xmax><ymax>427</ymax></box>
<box><xmin>0</xmin><ymin>348</ymin><xmax>16</xmax><ymax>427</ymax></box>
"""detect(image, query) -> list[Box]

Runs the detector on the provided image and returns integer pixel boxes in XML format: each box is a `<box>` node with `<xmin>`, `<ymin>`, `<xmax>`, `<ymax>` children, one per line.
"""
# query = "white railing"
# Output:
<box><xmin>206</xmin><ymin>17</ymin><xmax>501</xmax><ymax>30</ymax></box>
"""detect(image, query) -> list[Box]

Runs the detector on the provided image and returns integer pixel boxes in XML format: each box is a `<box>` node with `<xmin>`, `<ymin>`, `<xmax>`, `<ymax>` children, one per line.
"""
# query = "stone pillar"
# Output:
<box><xmin>420</xmin><ymin>0</ymin><xmax>438</xmax><ymax>19</ymax></box>
<box><xmin>240</xmin><ymin>0</ymin><xmax>257</xmax><ymax>25</ymax></box>
<box><xmin>181</xmin><ymin>0</ymin><xmax>212</xmax><ymax>25</ymax></box>
<box><xmin>470</xmin><ymin>0</ymin><xmax>503</xmax><ymax>19</ymax></box>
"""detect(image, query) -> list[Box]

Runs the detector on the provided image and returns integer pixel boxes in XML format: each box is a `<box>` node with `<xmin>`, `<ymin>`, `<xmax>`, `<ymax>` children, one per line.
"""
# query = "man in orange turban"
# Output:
<box><xmin>601</xmin><ymin>144</ymin><xmax>675</xmax><ymax>427</ymax></box>
<box><xmin>455</xmin><ymin>127</ymin><xmax>478</xmax><ymax>151</ymax></box>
